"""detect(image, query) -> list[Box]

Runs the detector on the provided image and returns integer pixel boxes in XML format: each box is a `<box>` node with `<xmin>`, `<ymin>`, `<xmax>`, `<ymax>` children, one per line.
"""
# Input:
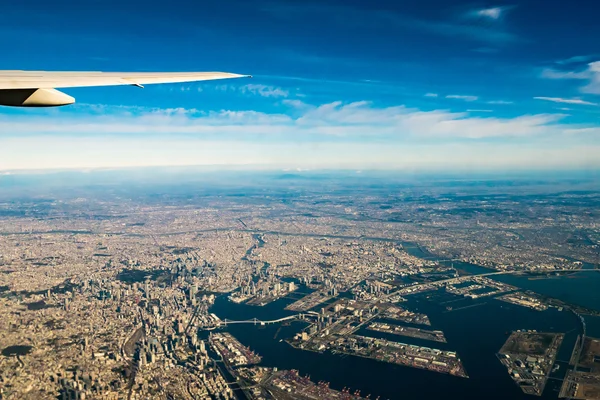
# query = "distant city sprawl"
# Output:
<box><xmin>0</xmin><ymin>171</ymin><xmax>598</xmax><ymax>399</ymax></box>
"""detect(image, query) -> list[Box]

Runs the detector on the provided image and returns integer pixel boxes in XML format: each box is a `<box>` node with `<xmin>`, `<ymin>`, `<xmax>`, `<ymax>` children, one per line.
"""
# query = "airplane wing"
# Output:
<box><xmin>0</xmin><ymin>71</ymin><xmax>251</xmax><ymax>107</ymax></box>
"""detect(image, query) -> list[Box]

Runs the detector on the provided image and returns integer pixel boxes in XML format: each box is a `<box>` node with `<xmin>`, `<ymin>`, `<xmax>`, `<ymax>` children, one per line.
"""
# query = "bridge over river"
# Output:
<box><xmin>216</xmin><ymin>269</ymin><xmax>599</xmax><ymax>329</ymax></box>
<box><xmin>218</xmin><ymin>311</ymin><xmax>319</xmax><ymax>326</ymax></box>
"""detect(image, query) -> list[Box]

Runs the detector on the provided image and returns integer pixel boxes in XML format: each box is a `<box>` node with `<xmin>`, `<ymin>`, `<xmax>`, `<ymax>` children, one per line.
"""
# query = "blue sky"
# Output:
<box><xmin>0</xmin><ymin>0</ymin><xmax>599</xmax><ymax>171</ymax></box>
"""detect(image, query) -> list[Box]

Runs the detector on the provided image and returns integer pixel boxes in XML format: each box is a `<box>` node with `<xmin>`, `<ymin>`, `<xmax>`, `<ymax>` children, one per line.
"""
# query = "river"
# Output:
<box><xmin>205</xmin><ymin>238</ymin><xmax>599</xmax><ymax>399</ymax></box>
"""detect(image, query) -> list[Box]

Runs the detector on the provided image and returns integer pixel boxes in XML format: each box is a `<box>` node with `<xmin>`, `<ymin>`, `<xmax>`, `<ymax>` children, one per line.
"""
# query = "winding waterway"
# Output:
<box><xmin>207</xmin><ymin>238</ymin><xmax>600</xmax><ymax>400</ymax></box>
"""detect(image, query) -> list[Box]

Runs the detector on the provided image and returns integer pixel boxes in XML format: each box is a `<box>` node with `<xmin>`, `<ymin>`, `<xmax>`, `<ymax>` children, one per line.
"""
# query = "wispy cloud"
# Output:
<box><xmin>446</xmin><ymin>95</ymin><xmax>479</xmax><ymax>102</ymax></box>
<box><xmin>556</xmin><ymin>55</ymin><xmax>597</xmax><ymax>65</ymax></box>
<box><xmin>563</xmin><ymin>127</ymin><xmax>600</xmax><ymax>136</ymax></box>
<box><xmin>583</xmin><ymin>61</ymin><xmax>600</xmax><ymax>94</ymax></box>
<box><xmin>467</xmin><ymin>109</ymin><xmax>493</xmax><ymax>113</ymax></box>
<box><xmin>1</xmin><ymin>100</ymin><xmax>599</xmax><ymax>171</ymax></box>
<box><xmin>179</xmin><ymin>83</ymin><xmax>291</xmax><ymax>98</ymax></box>
<box><xmin>534</xmin><ymin>97</ymin><xmax>598</xmax><ymax>106</ymax></box>
<box><xmin>424</xmin><ymin>93</ymin><xmax>439</xmax><ymax>97</ymax></box>
<box><xmin>541</xmin><ymin>61</ymin><xmax>600</xmax><ymax>95</ymax></box>
<box><xmin>541</xmin><ymin>68</ymin><xmax>591</xmax><ymax>80</ymax></box>
<box><xmin>265</xmin><ymin>3</ymin><xmax>518</xmax><ymax>43</ymax></box>
<box><xmin>282</xmin><ymin>99</ymin><xmax>310</xmax><ymax>109</ymax></box>
<box><xmin>0</xmin><ymin>100</ymin><xmax>587</xmax><ymax>140</ymax></box>
<box><xmin>240</xmin><ymin>84</ymin><xmax>289</xmax><ymax>98</ymax></box>
<box><xmin>474</xmin><ymin>7</ymin><xmax>506</xmax><ymax>20</ymax></box>
<box><xmin>487</xmin><ymin>100</ymin><xmax>514</xmax><ymax>105</ymax></box>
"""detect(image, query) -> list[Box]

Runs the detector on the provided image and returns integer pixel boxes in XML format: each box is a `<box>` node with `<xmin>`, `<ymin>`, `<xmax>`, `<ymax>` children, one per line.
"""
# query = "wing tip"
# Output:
<box><xmin>229</xmin><ymin>73</ymin><xmax>252</xmax><ymax>79</ymax></box>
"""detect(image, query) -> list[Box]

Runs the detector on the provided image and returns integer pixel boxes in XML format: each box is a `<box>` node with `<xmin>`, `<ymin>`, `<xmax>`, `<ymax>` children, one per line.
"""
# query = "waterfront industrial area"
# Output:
<box><xmin>497</xmin><ymin>331</ymin><xmax>564</xmax><ymax>396</ymax></box>
<box><xmin>560</xmin><ymin>337</ymin><xmax>600</xmax><ymax>399</ymax></box>
<box><xmin>0</xmin><ymin>174</ymin><xmax>599</xmax><ymax>399</ymax></box>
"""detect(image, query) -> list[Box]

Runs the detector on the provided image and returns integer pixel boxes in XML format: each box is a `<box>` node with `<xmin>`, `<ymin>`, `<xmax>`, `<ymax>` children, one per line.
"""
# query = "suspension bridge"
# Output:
<box><xmin>218</xmin><ymin>312</ymin><xmax>319</xmax><ymax>326</ymax></box>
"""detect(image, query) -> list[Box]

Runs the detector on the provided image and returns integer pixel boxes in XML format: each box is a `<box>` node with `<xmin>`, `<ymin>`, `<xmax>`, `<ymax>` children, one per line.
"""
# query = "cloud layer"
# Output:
<box><xmin>0</xmin><ymin>100</ymin><xmax>585</xmax><ymax>140</ymax></box>
<box><xmin>1</xmin><ymin>99</ymin><xmax>598</xmax><ymax>171</ymax></box>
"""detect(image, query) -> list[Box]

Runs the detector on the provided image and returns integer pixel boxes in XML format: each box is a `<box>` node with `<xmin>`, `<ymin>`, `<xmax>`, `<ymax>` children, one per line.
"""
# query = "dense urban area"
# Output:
<box><xmin>0</xmin><ymin>171</ymin><xmax>599</xmax><ymax>399</ymax></box>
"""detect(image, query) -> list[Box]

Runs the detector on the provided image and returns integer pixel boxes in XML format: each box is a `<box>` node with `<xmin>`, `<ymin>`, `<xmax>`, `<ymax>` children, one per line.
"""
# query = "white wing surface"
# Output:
<box><xmin>0</xmin><ymin>70</ymin><xmax>250</xmax><ymax>107</ymax></box>
<box><xmin>0</xmin><ymin>71</ymin><xmax>250</xmax><ymax>90</ymax></box>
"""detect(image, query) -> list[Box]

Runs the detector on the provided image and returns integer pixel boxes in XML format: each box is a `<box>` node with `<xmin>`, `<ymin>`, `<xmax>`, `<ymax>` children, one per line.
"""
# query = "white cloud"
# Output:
<box><xmin>534</xmin><ymin>97</ymin><xmax>598</xmax><ymax>106</ymax></box>
<box><xmin>240</xmin><ymin>84</ymin><xmax>289</xmax><ymax>98</ymax></box>
<box><xmin>446</xmin><ymin>95</ymin><xmax>478</xmax><ymax>102</ymax></box>
<box><xmin>541</xmin><ymin>61</ymin><xmax>600</xmax><ymax>95</ymax></box>
<box><xmin>556</xmin><ymin>55</ymin><xmax>597</xmax><ymax>65</ymax></box>
<box><xmin>563</xmin><ymin>127</ymin><xmax>600</xmax><ymax>135</ymax></box>
<box><xmin>0</xmin><ymin>100</ymin><xmax>580</xmax><ymax>141</ymax></box>
<box><xmin>487</xmin><ymin>100</ymin><xmax>514</xmax><ymax>105</ymax></box>
<box><xmin>267</xmin><ymin>3</ymin><xmax>518</xmax><ymax>44</ymax></box>
<box><xmin>424</xmin><ymin>93</ymin><xmax>438</xmax><ymax>97</ymax></box>
<box><xmin>541</xmin><ymin>68</ymin><xmax>591</xmax><ymax>80</ymax></box>
<box><xmin>209</xmin><ymin>83</ymin><xmax>290</xmax><ymax>97</ymax></box>
<box><xmin>476</xmin><ymin>7</ymin><xmax>505</xmax><ymax>20</ymax></box>
<box><xmin>467</xmin><ymin>109</ymin><xmax>493</xmax><ymax>112</ymax></box>
<box><xmin>282</xmin><ymin>99</ymin><xmax>310</xmax><ymax>109</ymax></box>
<box><xmin>1</xmin><ymin>100</ymin><xmax>599</xmax><ymax>171</ymax></box>
<box><xmin>583</xmin><ymin>61</ymin><xmax>600</xmax><ymax>94</ymax></box>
